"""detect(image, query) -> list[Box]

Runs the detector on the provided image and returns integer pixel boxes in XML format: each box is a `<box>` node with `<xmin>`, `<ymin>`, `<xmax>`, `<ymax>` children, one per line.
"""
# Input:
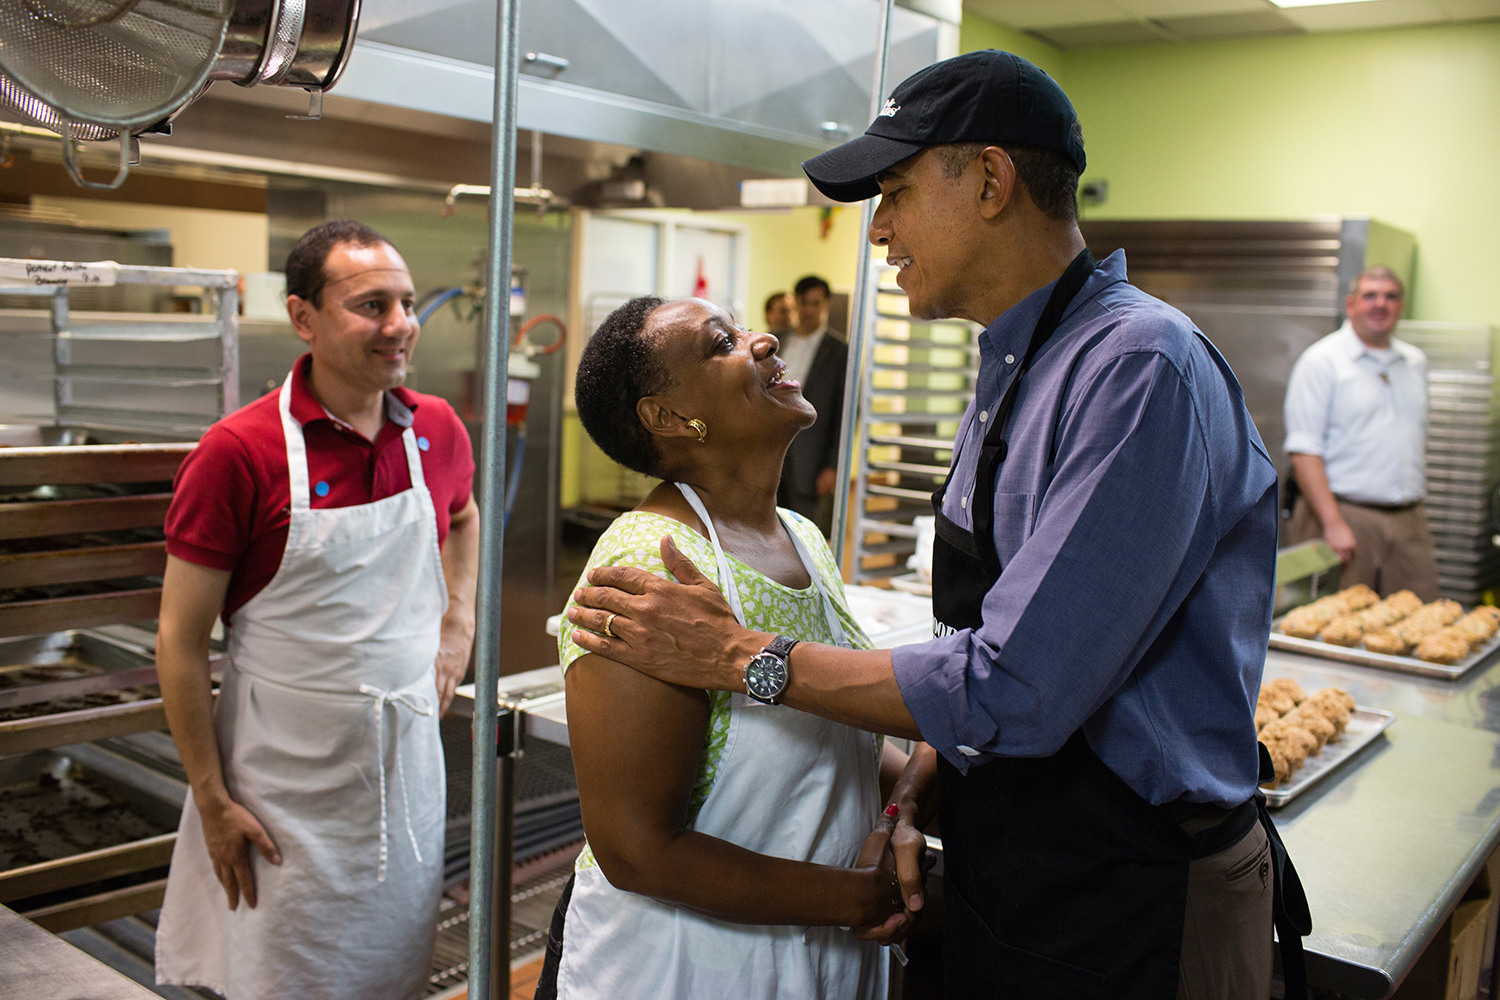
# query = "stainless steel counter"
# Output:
<box><xmin>1264</xmin><ymin>647</ymin><xmax>1500</xmax><ymax>997</ymax></box>
<box><xmin>0</xmin><ymin>903</ymin><xmax>160</xmax><ymax>1000</ymax></box>
<box><xmin>467</xmin><ymin>598</ymin><xmax>1500</xmax><ymax>999</ymax></box>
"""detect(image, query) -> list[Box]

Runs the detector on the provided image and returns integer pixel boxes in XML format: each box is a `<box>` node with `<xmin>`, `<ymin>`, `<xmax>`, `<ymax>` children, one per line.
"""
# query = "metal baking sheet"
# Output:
<box><xmin>0</xmin><ymin>631</ymin><xmax>159</xmax><ymax>717</ymax></box>
<box><xmin>888</xmin><ymin>572</ymin><xmax>932</xmax><ymax>597</ymax></box>
<box><xmin>0</xmin><ymin>749</ymin><xmax>178</xmax><ymax>871</ymax></box>
<box><xmin>1262</xmin><ymin>707</ymin><xmax>1395</xmax><ymax>808</ymax></box>
<box><xmin>1268</xmin><ymin>616</ymin><xmax>1500</xmax><ymax>680</ymax></box>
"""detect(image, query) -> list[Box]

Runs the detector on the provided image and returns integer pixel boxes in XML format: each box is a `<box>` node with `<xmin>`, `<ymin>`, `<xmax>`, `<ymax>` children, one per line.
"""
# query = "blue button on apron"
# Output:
<box><xmin>417</xmin><ymin>437</ymin><xmax>430</xmax><ymax>452</ymax></box>
<box><xmin>315</xmin><ymin>481</ymin><xmax>330</xmax><ymax>497</ymax></box>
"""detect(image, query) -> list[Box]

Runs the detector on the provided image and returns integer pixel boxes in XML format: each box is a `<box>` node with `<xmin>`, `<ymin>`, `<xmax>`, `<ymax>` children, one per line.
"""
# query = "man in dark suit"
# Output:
<box><xmin>777</xmin><ymin>275</ymin><xmax>847</xmax><ymax>537</ymax></box>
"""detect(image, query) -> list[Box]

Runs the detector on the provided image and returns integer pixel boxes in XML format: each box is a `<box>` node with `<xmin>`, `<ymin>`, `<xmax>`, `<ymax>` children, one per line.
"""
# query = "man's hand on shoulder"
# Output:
<box><xmin>567</xmin><ymin>535</ymin><xmax>762</xmax><ymax>693</ymax></box>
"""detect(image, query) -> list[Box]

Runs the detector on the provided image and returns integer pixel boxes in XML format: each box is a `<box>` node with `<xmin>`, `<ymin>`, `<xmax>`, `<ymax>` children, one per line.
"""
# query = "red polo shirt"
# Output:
<box><xmin>165</xmin><ymin>353</ymin><xmax>475</xmax><ymax>623</ymax></box>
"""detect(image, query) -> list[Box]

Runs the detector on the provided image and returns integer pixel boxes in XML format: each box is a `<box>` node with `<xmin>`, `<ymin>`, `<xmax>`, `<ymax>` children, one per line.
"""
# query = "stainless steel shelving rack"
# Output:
<box><xmin>847</xmin><ymin>261</ymin><xmax>981</xmax><ymax>585</ymax></box>
<box><xmin>0</xmin><ymin>261</ymin><xmax>239</xmax><ymax>440</ymax></box>
<box><xmin>1397</xmin><ymin>321</ymin><xmax>1500</xmax><ymax>604</ymax></box>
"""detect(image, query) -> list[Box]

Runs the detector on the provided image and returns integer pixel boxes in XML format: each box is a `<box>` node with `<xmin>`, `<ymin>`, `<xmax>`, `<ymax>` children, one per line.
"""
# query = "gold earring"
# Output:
<box><xmin>686</xmin><ymin>419</ymin><xmax>708</xmax><ymax>444</ymax></box>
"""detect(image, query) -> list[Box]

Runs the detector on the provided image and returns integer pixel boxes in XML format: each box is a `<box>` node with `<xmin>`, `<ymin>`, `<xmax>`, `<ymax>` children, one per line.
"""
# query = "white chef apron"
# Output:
<box><xmin>157</xmin><ymin>374</ymin><xmax>449</xmax><ymax>1000</ymax></box>
<box><xmin>555</xmin><ymin>483</ymin><xmax>888</xmax><ymax>1000</ymax></box>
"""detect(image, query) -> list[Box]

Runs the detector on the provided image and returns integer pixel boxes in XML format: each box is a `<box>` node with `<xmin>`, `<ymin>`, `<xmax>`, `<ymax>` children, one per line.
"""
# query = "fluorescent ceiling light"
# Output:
<box><xmin>1267</xmin><ymin>0</ymin><xmax>1384</xmax><ymax>6</ymax></box>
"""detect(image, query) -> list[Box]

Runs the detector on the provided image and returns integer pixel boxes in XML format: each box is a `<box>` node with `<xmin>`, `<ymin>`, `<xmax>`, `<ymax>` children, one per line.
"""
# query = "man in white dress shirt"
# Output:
<box><xmin>1283</xmin><ymin>265</ymin><xmax>1439</xmax><ymax>599</ymax></box>
<box><xmin>777</xmin><ymin>274</ymin><xmax>847</xmax><ymax>535</ymax></box>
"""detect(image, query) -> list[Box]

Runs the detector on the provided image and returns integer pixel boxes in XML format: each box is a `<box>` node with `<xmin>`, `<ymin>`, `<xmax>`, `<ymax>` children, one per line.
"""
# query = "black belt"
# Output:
<box><xmin>1335</xmin><ymin>495</ymin><xmax>1422</xmax><ymax>513</ymax></box>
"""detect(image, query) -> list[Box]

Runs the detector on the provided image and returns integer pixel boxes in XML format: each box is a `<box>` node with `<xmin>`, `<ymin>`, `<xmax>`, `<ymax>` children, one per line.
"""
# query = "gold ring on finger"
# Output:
<box><xmin>603</xmin><ymin>612</ymin><xmax>618</xmax><ymax>639</ymax></box>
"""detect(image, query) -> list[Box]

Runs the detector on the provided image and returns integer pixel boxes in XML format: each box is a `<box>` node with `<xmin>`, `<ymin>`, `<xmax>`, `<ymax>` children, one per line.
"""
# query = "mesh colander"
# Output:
<box><xmin>0</xmin><ymin>0</ymin><xmax>233</xmax><ymax>132</ymax></box>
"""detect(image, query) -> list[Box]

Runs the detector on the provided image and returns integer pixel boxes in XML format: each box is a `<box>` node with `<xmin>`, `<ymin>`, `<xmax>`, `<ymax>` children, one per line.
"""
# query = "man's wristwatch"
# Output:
<box><xmin>744</xmin><ymin>635</ymin><xmax>798</xmax><ymax>705</ymax></box>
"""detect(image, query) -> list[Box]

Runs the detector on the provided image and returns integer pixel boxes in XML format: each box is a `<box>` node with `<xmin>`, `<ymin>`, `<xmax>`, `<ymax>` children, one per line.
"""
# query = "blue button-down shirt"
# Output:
<box><xmin>891</xmin><ymin>250</ymin><xmax>1279</xmax><ymax>808</ymax></box>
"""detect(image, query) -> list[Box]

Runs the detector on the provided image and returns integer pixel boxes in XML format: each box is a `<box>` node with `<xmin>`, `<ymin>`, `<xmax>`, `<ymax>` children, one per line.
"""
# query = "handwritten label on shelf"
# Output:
<box><xmin>0</xmin><ymin>258</ymin><xmax>120</xmax><ymax>287</ymax></box>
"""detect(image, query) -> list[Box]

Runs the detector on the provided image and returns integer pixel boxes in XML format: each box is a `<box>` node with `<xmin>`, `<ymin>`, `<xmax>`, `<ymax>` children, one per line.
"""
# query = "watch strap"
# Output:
<box><xmin>766</xmin><ymin>634</ymin><xmax>799</xmax><ymax>659</ymax></box>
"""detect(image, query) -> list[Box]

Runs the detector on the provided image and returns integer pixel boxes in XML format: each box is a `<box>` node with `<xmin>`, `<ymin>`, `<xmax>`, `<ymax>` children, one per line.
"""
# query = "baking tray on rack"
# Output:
<box><xmin>1268</xmin><ymin>616</ymin><xmax>1500</xmax><ymax>680</ymax></box>
<box><xmin>888</xmin><ymin>572</ymin><xmax>932</xmax><ymax>597</ymax></box>
<box><xmin>1262</xmin><ymin>706</ymin><xmax>1395</xmax><ymax>808</ymax></box>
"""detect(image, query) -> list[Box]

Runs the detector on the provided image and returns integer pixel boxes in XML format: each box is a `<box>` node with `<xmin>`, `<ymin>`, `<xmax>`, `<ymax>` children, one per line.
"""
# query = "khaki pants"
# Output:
<box><xmin>1287</xmin><ymin>497</ymin><xmax>1441</xmax><ymax>601</ymax></box>
<box><xmin>1178</xmin><ymin>821</ymin><xmax>1274</xmax><ymax>1000</ymax></box>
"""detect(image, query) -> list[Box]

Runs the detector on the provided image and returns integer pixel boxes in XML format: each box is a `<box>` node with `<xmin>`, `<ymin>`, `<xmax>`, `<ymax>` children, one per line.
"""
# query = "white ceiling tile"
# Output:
<box><xmin>1275</xmin><ymin>0</ymin><xmax>1448</xmax><ymax>30</ymax></box>
<box><xmin>1437</xmin><ymin>0</ymin><xmax>1500</xmax><ymax>18</ymax></box>
<box><xmin>966</xmin><ymin>0</ymin><xmax>1132</xmax><ymax>28</ymax></box>
<box><xmin>1155</xmin><ymin>8</ymin><xmax>1303</xmax><ymax>36</ymax></box>
<box><xmin>1113</xmin><ymin>0</ymin><xmax>1267</xmax><ymax>16</ymax></box>
<box><xmin>1029</xmin><ymin>20</ymin><xmax>1175</xmax><ymax>43</ymax></box>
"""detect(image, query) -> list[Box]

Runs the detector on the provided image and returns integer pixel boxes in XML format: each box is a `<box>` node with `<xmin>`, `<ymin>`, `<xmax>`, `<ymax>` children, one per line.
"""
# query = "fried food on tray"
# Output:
<box><xmin>1391</xmin><ymin>599</ymin><xmax>1464</xmax><ymax>641</ymax></box>
<box><xmin>1302</xmin><ymin>687</ymin><xmax>1354</xmax><ymax>735</ymax></box>
<box><xmin>1359</xmin><ymin>599</ymin><xmax>1465</xmax><ymax>655</ymax></box>
<box><xmin>1280</xmin><ymin>606</ymin><xmax>1331</xmax><ymax>640</ymax></box>
<box><xmin>1319</xmin><ymin>590</ymin><xmax>1424</xmax><ymax>646</ymax></box>
<box><xmin>1261</xmin><ymin>718</ymin><xmax>1317</xmax><ymax>758</ymax></box>
<box><xmin>1415</xmin><ymin>629</ymin><xmax>1475</xmax><ymax>665</ymax></box>
<box><xmin>1380</xmin><ymin>590</ymin><xmax>1425</xmax><ymax>617</ymax></box>
<box><xmin>1453</xmin><ymin>608</ymin><xmax>1500</xmax><ymax>646</ymax></box>
<box><xmin>1263</xmin><ymin>742</ymin><xmax>1292</xmax><ymax>788</ymax></box>
<box><xmin>1363</xmin><ymin>629</ymin><xmax>1406</xmax><ymax>656</ymax></box>
<box><xmin>1261</xmin><ymin>732</ymin><xmax>1309</xmax><ymax>772</ymax></box>
<box><xmin>1280</xmin><ymin>585</ymin><xmax>1380</xmax><ymax>638</ymax></box>
<box><xmin>1259</xmin><ymin>687</ymin><xmax>1296</xmax><ymax>715</ymax></box>
<box><xmin>1413</xmin><ymin>607</ymin><xmax>1500</xmax><ymax>664</ymax></box>
<box><xmin>1262</xmin><ymin>677</ymin><xmax>1306</xmax><ymax>705</ymax></box>
<box><xmin>1317</xmin><ymin>617</ymin><xmax>1364</xmax><ymax>646</ymax></box>
<box><xmin>1285</xmin><ymin>705</ymin><xmax>1336</xmax><ymax>750</ymax></box>
<box><xmin>1258</xmin><ymin>683</ymin><xmax>1357</xmax><ymax>788</ymax></box>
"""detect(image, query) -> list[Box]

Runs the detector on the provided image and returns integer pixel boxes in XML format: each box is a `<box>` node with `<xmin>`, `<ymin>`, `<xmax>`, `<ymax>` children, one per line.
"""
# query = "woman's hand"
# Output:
<box><xmin>852</xmin><ymin>808</ymin><xmax>913</xmax><ymax>942</ymax></box>
<box><xmin>198</xmin><ymin>794</ymin><xmax>280</xmax><ymax>909</ymax></box>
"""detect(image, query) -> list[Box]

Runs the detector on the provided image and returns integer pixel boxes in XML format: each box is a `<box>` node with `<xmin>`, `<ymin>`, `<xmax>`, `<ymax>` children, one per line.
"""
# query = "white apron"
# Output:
<box><xmin>157</xmin><ymin>375</ymin><xmax>448</xmax><ymax>1000</ymax></box>
<box><xmin>555</xmin><ymin>483</ymin><xmax>888</xmax><ymax>1000</ymax></box>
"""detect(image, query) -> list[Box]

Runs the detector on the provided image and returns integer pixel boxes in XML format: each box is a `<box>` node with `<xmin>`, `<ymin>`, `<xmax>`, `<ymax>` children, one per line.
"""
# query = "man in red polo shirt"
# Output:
<box><xmin>153</xmin><ymin>220</ymin><xmax>478</xmax><ymax>1000</ymax></box>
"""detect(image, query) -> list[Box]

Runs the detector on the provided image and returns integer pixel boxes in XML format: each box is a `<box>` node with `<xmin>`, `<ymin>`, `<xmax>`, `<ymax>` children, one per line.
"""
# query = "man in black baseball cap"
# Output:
<box><xmin>564</xmin><ymin>49</ymin><xmax>1305</xmax><ymax>1000</ymax></box>
<box><xmin>803</xmin><ymin>49</ymin><xmax>1085</xmax><ymax>202</ymax></box>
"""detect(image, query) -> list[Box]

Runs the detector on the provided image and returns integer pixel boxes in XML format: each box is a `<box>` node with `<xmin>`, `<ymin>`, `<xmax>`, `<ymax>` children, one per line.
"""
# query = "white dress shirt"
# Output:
<box><xmin>1283</xmin><ymin>321</ymin><xmax>1428</xmax><ymax>505</ymax></box>
<box><xmin>778</xmin><ymin>324</ymin><xmax>825</xmax><ymax>386</ymax></box>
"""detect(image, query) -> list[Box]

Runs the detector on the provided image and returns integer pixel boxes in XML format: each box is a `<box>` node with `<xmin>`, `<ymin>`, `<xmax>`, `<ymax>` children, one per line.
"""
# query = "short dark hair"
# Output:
<box><xmin>575</xmin><ymin>296</ymin><xmax>671</xmax><ymax>478</ymax></box>
<box><xmin>794</xmin><ymin>275</ymin><xmax>831</xmax><ymax>299</ymax></box>
<box><xmin>285</xmin><ymin>220</ymin><xmax>390</xmax><ymax>307</ymax></box>
<box><xmin>764</xmin><ymin>291</ymin><xmax>788</xmax><ymax>314</ymax></box>
<box><xmin>935</xmin><ymin>141</ymin><xmax>1080</xmax><ymax>222</ymax></box>
<box><xmin>1348</xmin><ymin>265</ymin><xmax>1405</xmax><ymax>299</ymax></box>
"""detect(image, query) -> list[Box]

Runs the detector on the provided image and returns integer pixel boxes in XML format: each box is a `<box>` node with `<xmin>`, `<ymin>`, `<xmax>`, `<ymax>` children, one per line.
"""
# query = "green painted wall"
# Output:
<box><xmin>958</xmin><ymin>11</ymin><xmax>1065</xmax><ymax>77</ymax></box>
<box><xmin>959</xmin><ymin>16</ymin><xmax>1500</xmax><ymax>330</ymax></box>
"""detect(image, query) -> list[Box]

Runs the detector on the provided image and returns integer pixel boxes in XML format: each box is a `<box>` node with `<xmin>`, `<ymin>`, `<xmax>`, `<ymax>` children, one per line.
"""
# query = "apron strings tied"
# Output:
<box><xmin>359</xmin><ymin>684</ymin><xmax>435</xmax><ymax>882</ymax></box>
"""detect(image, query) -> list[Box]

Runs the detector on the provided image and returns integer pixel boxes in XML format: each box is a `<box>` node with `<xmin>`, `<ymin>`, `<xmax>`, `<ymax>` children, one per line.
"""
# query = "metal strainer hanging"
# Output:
<box><xmin>0</xmin><ymin>0</ymin><xmax>361</xmax><ymax>189</ymax></box>
<box><xmin>0</xmin><ymin>0</ymin><xmax>233</xmax><ymax>131</ymax></box>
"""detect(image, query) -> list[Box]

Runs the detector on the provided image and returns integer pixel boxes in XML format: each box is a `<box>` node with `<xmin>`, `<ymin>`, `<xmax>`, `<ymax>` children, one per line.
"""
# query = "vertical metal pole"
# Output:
<box><xmin>50</xmin><ymin>287</ymin><xmax>68</xmax><ymax>427</ymax></box>
<box><xmin>469</xmin><ymin>0</ymin><xmax>522</xmax><ymax>997</ymax></box>
<box><xmin>831</xmin><ymin>0</ymin><xmax>895</xmax><ymax>571</ymax></box>
<box><xmin>217</xmin><ymin>280</ymin><xmax>240</xmax><ymax>416</ymax></box>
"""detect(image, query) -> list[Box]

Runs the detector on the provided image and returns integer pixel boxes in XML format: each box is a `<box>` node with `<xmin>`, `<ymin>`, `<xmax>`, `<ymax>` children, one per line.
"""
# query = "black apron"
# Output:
<box><xmin>929</xmin><ymin>248</ymin><xmax>1311</xmax><ymax>999</ymax></box>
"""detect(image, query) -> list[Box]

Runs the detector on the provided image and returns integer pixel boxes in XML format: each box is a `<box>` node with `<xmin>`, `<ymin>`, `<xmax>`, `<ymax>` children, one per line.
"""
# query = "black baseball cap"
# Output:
<box><xmin>802</xmin><ymin>50</ymin><xmax>1085</xmax><ymax>203</ymax></box>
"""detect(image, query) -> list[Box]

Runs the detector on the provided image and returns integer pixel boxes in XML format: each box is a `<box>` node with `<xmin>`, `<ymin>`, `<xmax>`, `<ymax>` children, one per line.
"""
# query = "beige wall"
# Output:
<box><xmin>32</xmin><ymin>196</ymin><xmax>270</xmax><ymax>278</ymax></box>
<box><xmin>709</xmin><ymin>205</ymin><xmax>865</xmax><ymax>329</ymax></box>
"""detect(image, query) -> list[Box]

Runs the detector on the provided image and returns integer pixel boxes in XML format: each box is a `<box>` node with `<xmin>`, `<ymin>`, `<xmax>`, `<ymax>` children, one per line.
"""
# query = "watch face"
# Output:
<box><xmin>745</xmin><ymin>652</ymin><xmax>788</xmax><ymax>702</ymax></box>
